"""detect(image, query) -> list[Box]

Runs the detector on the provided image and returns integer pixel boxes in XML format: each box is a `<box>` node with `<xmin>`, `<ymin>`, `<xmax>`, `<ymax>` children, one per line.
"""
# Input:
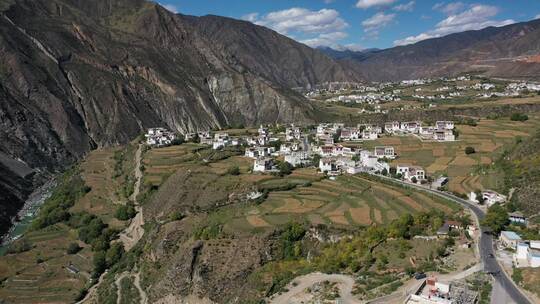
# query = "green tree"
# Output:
<box><xmin>475</xmin><ymin>191</ymin><xmax>486</xmax><ymax>204</ymax></box>
<box><xmin>92</xmin><ymin>251</ymin><xmax>107</xmax><ymax>279</ymax></box>
<box><xmin>278</xmin><ymin>161</ymin><xmax>294</xmax><ymax>176</ymax></box>
<box><xmin>171</xmin><ymin>136</ymin><xmax>185</xmax><ymax>145</ymax></box>
<box><xmin>105</xmin><ymin>243</ymin><xmax>124</xmax><ymax>267</ymax></box>
<box><xmin>482</xmin><ymin>204</ymin><xmax>509</xmax><ymax>234</ymax></box>
<box><xmin>457</xmin><ymin>214</ymin><xmax>472</xmax><ymax>228</ymax></box>
<box><xmin>312</xmin><ymin>154</ymin><xmax>321</xmax><ymax>167</ymax></box>
<box><xmin>465</xmin><ymin>147</ymin><xmax>476</xmax><ymax>155</ymax></box>
<box><xmin>67</xmin><ymin>242</ymin><xmax>82</xmax><ymax>254</ymax></box>
<box><xmin>115</xmin><ymin>203</ymin><xmax>137</xmax><ymax>221</ymax></box>
<box><xmin>227</xmin><ymin>166</ymin><xmax>241</xmax><ymax>176</ymax></box>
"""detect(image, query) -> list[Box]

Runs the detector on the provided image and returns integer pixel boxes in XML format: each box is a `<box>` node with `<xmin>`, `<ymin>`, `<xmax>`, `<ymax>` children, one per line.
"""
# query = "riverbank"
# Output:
<box><xmin>0</xmin><ymin>179</ymin><xmax>56</xmax><ymax>255</ymax></box>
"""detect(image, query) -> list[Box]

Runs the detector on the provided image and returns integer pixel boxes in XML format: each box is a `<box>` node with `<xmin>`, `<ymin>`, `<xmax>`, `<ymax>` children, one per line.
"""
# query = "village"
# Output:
<box><xmin>145</xmin><ymin>119</ymin><xmax>459</xmax><ymax>183</ymax></box>
<box><xmin>305</xmin><ymin>76</ymin><xmax>540</xmax><ymax>111</ymax></box>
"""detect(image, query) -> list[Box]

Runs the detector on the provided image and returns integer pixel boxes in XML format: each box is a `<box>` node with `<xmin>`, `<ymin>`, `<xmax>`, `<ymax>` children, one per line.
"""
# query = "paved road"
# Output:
<box><xmin>371</xmin><ymin>174</ymin><xmax>531</xmax><ymax>304</ymax></box>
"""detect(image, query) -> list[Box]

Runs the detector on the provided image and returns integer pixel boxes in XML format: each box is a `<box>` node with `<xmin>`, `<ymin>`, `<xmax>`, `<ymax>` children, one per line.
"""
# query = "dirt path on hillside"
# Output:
<box><xmin>76</xmin><ymin>270</ymin><xmax>108</xmax><ymax>304</ymax></box>
<box><xmin>119</xmin><ymin>144</ymin><xmax>145</xmax><ymax>251</ymax></box>
<box><xmin>268</xmin><ymin>272</ymin><xmax>361</xmax><ymax>304</ymax></box>
<box><xmin>115</xmin><ymin>272</ymin><xmax>129</xmax><ymax>304</ymax></box>
<box><xmin>115</xmin><ymin>271</ymin><xmax>148</xmax><ymax>304</ymax></box>
<box><xmin>133</xmin><ymin>271</ymin><xmax>148</xmax><ymax>304</ymax></box>
<box><xmin>80</xmin><ymin>144</ymin><xmax>146</xmax><ymax>304</ymax></box>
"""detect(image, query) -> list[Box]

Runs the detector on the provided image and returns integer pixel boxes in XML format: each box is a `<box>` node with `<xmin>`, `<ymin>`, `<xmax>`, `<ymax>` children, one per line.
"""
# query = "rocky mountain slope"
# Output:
<box><xmin>0</xmin><ymin>0</ymin><xmax>358</xmax><ymax>233</ymax></box>
<box><xmin>341</xmin><ymin>19</ymin><xmax>540</xmax><ymax>81</ymax></box>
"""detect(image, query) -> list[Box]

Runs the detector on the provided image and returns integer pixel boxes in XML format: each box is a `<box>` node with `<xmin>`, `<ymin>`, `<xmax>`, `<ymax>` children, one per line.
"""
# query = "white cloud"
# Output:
<box><xmin>301</xmin><ymin>32</ymin><xmax>348</xmax><ymax>48</ymax></box>
<box><xmin>244</xmin><ymin>8</ymin><xmax>348</xmax><ymax>35</ymax></box>
<box><xmin>535</xmin><ymin>14</ymin><xmax>540</xmax><ymax>19</ymax></box>
<box><xmin>356</xmin><ymin>0</ymin><xmax>396</xmax><ymax>9</ymax></box>
<box><xmin>362</xmin><ymin>12</ymin><xmax>396</xmax><ymax>35</ymax></box>
<box><xmin>243</xmin><ymin>8</ymin><xmax>351</xmax><ymax>48</ymax></box>
<box><xmin>337</xmin><ymin>44</ymin><xmax>365</xmax><ymax>52</ymax></box>
<box><xmin>433</xmin><ymin>2</ymin><xmax>465</xmax><ymax>15</ymax></box>
<box><xmin>394</xmin><ymin>4</ymin><xmax>515</xmax><ymax>46</ymax></box>
<box><xmin>393</xmin><ymin>1</ymin><xmax>415</xmax><ymax>12</ymax></box>
<box><xmin>161</xmin><ymin>3</ymin><xmax>178</xmax><ymax>14</ymax></box>
<box><xmin>241</xmin><ymin>13</ymin><xmax>259</xmax><ymax>23</ymax></box>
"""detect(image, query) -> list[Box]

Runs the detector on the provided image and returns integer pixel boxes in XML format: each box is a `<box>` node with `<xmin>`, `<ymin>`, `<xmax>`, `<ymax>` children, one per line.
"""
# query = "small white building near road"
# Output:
<box><xmin>397</xmin><ymin>165</ymin><xmax>426</xmax><ymax>182</ymax></box>
<box><xmin>482</xmin><ymin>190</ymin><xmax>506</xmax><ymax>206</ymax></box>
<box><xmin>499</xmin><ymin>231</ymin><xmax>522</xmax><ymax>249</ymax></box>
<box><xmin>508</xmin><ymin>211</ymin><xmax>527</xmax><ymax>225</ymax></box>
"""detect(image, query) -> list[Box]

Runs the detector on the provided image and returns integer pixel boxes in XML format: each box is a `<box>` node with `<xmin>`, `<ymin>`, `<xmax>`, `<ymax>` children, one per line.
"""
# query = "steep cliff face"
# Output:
<box><xmin>0</xmin><ymin>0</ymin><xmax>354</xmax><ymax>232</ymax></box>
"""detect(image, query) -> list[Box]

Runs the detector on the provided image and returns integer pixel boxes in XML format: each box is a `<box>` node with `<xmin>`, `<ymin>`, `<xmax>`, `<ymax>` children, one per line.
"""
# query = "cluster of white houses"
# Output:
<box><xmin>247</xmin><ymin>123</ymin><xmax>426</xmax><ymax>181</ymax></box>
<box><xmin>384</xmin><ymin>120</ymin><xmax>456</xmax><ymax>142</ymax></box>
<box><xmin>145</xmin><ymin>128</ymin><xmax>177</xmax><ymax>147</ymax></box>
<box><xmin>312</xmin><ymin>120</ymin><xmax>456</xmax><ymax>144</ymax></box>
<box><xmin>146</xmin><ymin>121</ymin><xmax>443</xmax><ymax>181</ymax></box>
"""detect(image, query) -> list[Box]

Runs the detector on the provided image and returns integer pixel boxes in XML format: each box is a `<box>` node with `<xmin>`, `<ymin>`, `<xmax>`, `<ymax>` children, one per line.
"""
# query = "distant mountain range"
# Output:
<box><xmin>329</xmin><ymin>19</ymin><xmax>540</xmax><ymax>81</ymax></box>
<box><xmin>1</xmin><ymin>0</ymin><xmax>540</xmax><ymax>234</ymax></box>
<box><xmin>316</xmin><ymin>46</ymin><xmax>380</xmax><ymax>61</ymax></box>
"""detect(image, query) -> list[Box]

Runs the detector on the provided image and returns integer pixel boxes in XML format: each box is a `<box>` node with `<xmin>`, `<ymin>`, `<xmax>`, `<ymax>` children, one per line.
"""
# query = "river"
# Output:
<box><xmin>0</xmin><ymin>179</ymin><xmax>56</xmax><ymax>255</ymax></box>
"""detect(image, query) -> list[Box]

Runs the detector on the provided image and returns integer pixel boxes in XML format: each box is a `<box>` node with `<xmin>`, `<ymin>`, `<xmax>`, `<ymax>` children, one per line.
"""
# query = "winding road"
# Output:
<box><xmin>372</xmin><ymin>174</ymin><xmax>532</xmax><ymax>304</ymax></box>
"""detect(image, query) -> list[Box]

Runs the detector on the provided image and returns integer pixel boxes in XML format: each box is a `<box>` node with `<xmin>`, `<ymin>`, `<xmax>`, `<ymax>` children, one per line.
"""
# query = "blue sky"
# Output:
<box><xmin>159</xmin><ymin>0</ymin><xmax>540</xmax><ymax>50</ymax></box>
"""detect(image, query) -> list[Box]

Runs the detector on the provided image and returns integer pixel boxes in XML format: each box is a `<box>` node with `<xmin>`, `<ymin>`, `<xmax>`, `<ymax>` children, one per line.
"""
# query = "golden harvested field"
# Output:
<box><xmin>246</xmin><ymin>215</ymin><xmax>271</xmax><ymax>228</ymax></box>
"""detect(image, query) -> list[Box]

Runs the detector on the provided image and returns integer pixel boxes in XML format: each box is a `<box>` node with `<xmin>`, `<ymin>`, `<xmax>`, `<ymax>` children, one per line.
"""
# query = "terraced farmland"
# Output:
<box><xmin>239</xmin><ymin>174</ymin><xmax>460</xmax><ymax>229</ymax></box>
<box><xmin>347</xmin><ymin>117</ymin><xmax>540</xmax><ymax>194</ymax></box>
<box><xmin>0</xmin><ymin>146</ymin><xmax>135</xmax><ymax>303</ymax></box>
<box><xmin>0</xmin><ymin>224</ymin><xmax>92</xmax><ymax>303</ymax></box>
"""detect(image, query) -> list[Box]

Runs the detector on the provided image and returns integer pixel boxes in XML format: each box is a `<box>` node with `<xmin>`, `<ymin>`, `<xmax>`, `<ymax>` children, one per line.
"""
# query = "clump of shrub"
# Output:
<box><xmin>465</xmin><ymin>146</ymin><xmax>476</xmax><ymax>155</ymax></box>
<box><xmin>169</xmin><ymin>211</ymin><xmax>185</xmax><ymax>221</ymax></box>
<box><xmin>226</xmin><ymin>166</ymin><xmax>241</xmax><ymax>176</ymax></box>
<box><xmin>115</xmin><ymin>202</ymin><xmax>137</xmax><ymax>221</ymax></box>
<box><xmin>67</xmin><ymin>242</ymin><xmax>82</xmax><ymax>254</ymax></box>
<box><xmin>7</xmin><ymin>239</ymin><xmax>32</xmax><ymax>254</ymax></box>
<box><xmin>510</xmin><ymin>113</ymin><xmax>528</xmax><ymax>122</ymax></box>
<box><xmin>31</xmin><ymin>170</ymin><xmax>91</xmax><ymax>230</ymax></box>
